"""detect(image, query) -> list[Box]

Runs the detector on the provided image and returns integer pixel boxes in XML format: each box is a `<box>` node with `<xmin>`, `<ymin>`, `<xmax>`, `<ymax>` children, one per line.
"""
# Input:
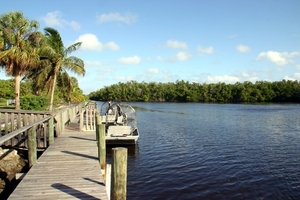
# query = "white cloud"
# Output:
<box><xmin>165</xmin><ymin>40</ymin><xmax>188</xmax><ymax>49</ymax></box>
<box><xmin>207</xmin><ymin>75</ymin><xmax>239</xmax><ymax>83</ymax></box>
<box><xmin>283</xmin><ymin>76</ymin><xmax>296</xmax><ymax>81</ymax></box>
<box><xmin>176</xmin><ymin>51</ymin><xmax>192</xmax><ymax>61</ymax></box>
<box><xmin>156</xmin><ymin>52</ymin><xmax>192</xmax><ymax>62</ymax></box>
<box><xmin>147</xmin><ymin>68</ymin><xmax>159</xmax><ymax>74</ymax></box>
<box><xmin>295</xmin><ymin>65</ymin><xmax>300</xmax><ymax>70</ymax></box>
<box><xmin>276</xmin><ymin>67</ymin><xmax>284</xmax><ymax>72</ymax></box>
<box><xmin>99</xmin><ymin>67</ymin><xmax>115</xmax><ymax>73</ymax></box>
<box><xmin>197</xmin><ymin>46</ymin><xmax>214</xmax><ymax>54</ymax></box>
<box><xmin>284</xmin><ymin>73</ymin><xmax>300</xmax><ymax>80</ymax></box>
<box><xmin>236</xmin><ymin>45</ymin><xmax>250</xmax><ymax>53</ymax></box>
<box><xmin>105</xmin><ymin>42</ymin><xmax>120</xmax><ymax>51</ymax></box>
<box><xmin>97</xmin><ymin>12</ymin><xmax>137</xmax><ymax>24</ymax></box>
<box><xmin>295</xmin><ymin>73</ymin><xmax>300</xmax><ymax>79</ymax></box>
<box><xmin>229</xmin><ymin>34</ymin><xmax>238</xmax><ymax>38</ymax></box>
<box><xmin>156</xmin><ymin>56</ymin><xmax>164</xmax><ymax>62</ymax></box>
<box><xmin>162</xmin><ymin>69</ymin><xmax>169</xmax><ymax>74</ymax></box>
<box><xmin>42</xmin><ymin>11</ymin><xmax>80</xmax><ymax>31</ymax></box>
<box><xmin>256</xmin><ymin>51</ymin><xmax>300</xmax><ymax>66</ymax></box>
<box><xmin>115</xmin><ymin>75</ymin><xmax>135</xmax><ymax>81</ymax></box>
<box><xmin>42</xmin><ymin>11</ymin><xmax>63</xmax><ymax>27</ymax></box>
<box><xmin>85</xmin><ymin>61</ymin><xmax>102</xmax><ymax>67</ymax></box>
<box><xmin>75</xmin><ymin>34</ymin><xmax>120</xmax><ymax>51</ymax></box>
<box><xmin>241</xmin><ymin>72</ymin><xmax>250</xmax><ymax>78</ymax></box>
<box><xmin>118</xmin><ymin>55</ymin><xmax>141</xmax><ymax>65</ymax></box>
<box><xmin>69</xmin><ymin>21</ymin><xmax>81</xmax><ymax>31</ymax></box>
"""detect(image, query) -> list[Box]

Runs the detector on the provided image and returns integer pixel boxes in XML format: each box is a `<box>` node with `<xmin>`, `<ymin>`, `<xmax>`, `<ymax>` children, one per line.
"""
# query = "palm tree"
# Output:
<box><xmin>0</xmin><ymin>11</ymin><xmax>43</xmax><ymax>109</ymax></box>
<box><xmin>41</xmin><ymin>27</ymin><xmax>85</xmax><ymax>111</ymax></box>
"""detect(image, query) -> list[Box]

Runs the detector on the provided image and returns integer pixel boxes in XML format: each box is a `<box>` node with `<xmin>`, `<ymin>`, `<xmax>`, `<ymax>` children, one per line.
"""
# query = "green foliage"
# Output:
<box><xmin>0</xmin><ymin>11</ymin><xmax>44</xmax><ymax>109</ymax></box>
<box><xmin>0</xmin><ymin>79</ymin><xmax>15</xmax><ymax>99</ymax></box>
<box><xmin>89</xmin><ymin>80</ymin><xmax>300</xmax><ymax>103</ymax></box>
<box><xmin>20</xmin><ymin>95</ymin><xmax>49</xmax><ymax>110</ymax></box>
<box><xmin>0</xmin><ymin>77</ymin><xmax>85</xmax><ymax>109</ymax></box>
<box><xmin>0</xmin><ymin>12</ymin><xmax>85</xmax><ymax>110</ymax></box>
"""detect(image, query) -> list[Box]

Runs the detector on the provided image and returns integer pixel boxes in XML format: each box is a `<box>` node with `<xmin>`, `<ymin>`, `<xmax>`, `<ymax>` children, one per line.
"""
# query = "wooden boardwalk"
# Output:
<box><xmin>9</xmin><ymin>117</ymin><xmax>108</xmax><ymax>200</ymax></box>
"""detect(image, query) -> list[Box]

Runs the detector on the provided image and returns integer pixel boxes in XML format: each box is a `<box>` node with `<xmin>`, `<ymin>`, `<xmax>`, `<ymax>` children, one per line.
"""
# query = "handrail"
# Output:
<box><xmin>0</xmin><ymin>101</ymin><xmax>87</xmax><ymax>167</ymax></box>
<box><xmin>0</xmin><ymin>101</ymin><xmax>87</xmax><ymax>148</ymax></box>
<box><xmin>0</xmin><ymin>109</ymin><xmax>52</xmax><ymax>114</ymax></box>
<box><xmin>80</xmin><ymin>101</ymin><xmax>98</xmax><ymax>131</ymax></box>
<box><xmin>0</xmin><ymin>115</ymin><xmax>52</xmax><ymax>145</ymax></box>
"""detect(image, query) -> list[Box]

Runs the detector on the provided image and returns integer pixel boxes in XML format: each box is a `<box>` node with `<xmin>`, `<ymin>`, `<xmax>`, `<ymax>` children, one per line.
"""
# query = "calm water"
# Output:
<box><xmin>98</xmin><ymin>102</ymin><xmax>300</xmax><ymax>199</ymax></box>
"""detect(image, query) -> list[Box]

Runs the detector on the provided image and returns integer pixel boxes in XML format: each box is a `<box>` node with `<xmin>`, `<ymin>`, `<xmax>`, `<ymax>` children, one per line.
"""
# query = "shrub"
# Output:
<box><xmin>20</xmin><ymin>95</ymin><xmax>50</xmax><ymax>111</ymax></box>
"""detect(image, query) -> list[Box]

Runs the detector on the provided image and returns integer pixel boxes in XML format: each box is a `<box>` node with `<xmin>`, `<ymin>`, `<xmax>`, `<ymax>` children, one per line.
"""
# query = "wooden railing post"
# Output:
<box><xmin>80</xmin><ymin>111</ymin><xmax>83</xmax><ymax>131</ymax></box>
<box><xmin>96</xmin><ymin>113</ymin><xmax>106</xmax><ymax>180</ymax></box>
<box><xmin>67</xmin><ymin>109</ymin><xmax>70</xmax><ymax>124</ymax></box>
<box><xmin>100</xmin><ymin>124</ymin><xmax>106</xmax><ymax>174</ymax></box>
<box><xmin>61</xmin><ymin>112</ymin><xmax>64</xmax><ymax>132</ymax></box>
<box><xmin>48</xmin><ymin>117</ymin><xmax>54</xmax><ymax>145</ymax></box>
<box><xmin>28</xmin><ymin>125</ymin><xmax>37</xmax><ymax>167</ymax></box>
<box><xmin>95</xmin><ymin>113</ymin><xmax>100</xmax><ymax>141</ymax></box>
<box><xmin>111</xmin><ymin>147</ymin><xmax>127</xmax><ymax>200</ymax></box>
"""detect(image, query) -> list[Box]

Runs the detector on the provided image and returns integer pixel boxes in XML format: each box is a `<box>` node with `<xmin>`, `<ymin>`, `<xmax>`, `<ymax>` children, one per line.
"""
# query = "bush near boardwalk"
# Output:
<box><xmin>20</xmin><ymin>95</ymin><xmax>49</xmax><ymax>111</ymax></box>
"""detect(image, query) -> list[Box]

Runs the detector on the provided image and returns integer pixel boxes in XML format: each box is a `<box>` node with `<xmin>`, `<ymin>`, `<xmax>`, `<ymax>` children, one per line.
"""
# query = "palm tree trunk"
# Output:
<box><xmin>49</xmin><ymin>73</ymin><xmax>57</xmax><ymax>111</ymax></box>
<box><xmin>15</xmin><ymin>75</ymin><xmax>21</xmax><ymax>110</ymax></box>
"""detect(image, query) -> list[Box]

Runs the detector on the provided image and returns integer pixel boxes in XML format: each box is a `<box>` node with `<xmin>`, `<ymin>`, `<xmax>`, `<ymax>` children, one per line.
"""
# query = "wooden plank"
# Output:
<box><xmin>9</xmin><ymin>118</ymin><xmax>108</xmax><ymax>200</ymax></box>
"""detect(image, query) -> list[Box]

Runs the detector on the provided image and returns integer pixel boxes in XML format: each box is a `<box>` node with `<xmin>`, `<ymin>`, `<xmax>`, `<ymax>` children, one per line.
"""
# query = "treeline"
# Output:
<box><xmin>89</xmin><ymin>80</ymin><xmax>300</xmax><ymax>103</ymax></box>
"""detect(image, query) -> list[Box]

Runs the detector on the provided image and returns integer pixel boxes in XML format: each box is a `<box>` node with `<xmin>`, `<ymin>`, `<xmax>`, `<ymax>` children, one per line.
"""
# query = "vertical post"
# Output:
<box><xmin>4</xmin><ymin>113</ymin><xmax>8</xmax><ymax>146</ymax></box>
<box><xmin>99</xmin><ymin>124</ymin><xmax>106</xmax><ymax>179</ymax></box>
<box><xmin>106</xmin><ymin>164</ymin><xmax>111</xmax><ymax>200</ymax></box>
<box><xmin>85</xmin><ymin>108</ymin><xmax>89</xmax><ymax>130</ymax></box>
<box><xmin>96</xmin><ymin>113</ymin><xmax>106</xmax><ymax>180</ymax></box>
<box><xmin>48</xmin><ymin>117</ymin><xmax>54</xmax><ymax>145</ymax></box>
<box><xmin>80</xmin><ymin>111</ymin><xmax>83</xmax><ymax>131</ymax></box>
<box><xmin>111</xmin><ymin>147</ymin><xmax>127</xmax><ymax>200</ymax></box>
<box><xmin>60</xmin><ymin>112</ymin><xmax>63</xmax><ymax>132</ymax></box>
<box><xmin>67</xmin><ymin>109</ymin><xmax>70</xmax><ymax>124</ymax></box>
<box><xmin>95</xmin><ymin>112</ymin><xmax>100</xmax><ymax>141</ymax></box>
<box><xmin>93</xmin><ymin>109</ymin><xmax>96</xmax><ymax>130</ymax></box>
<box><xmin>28</xmin><ymin>125</ymin><xmax>37</xmax><ymax>167</ymax></box>
<box><xmin>54</xmin><ymin>115</ymin><xmax>61</xmax><ymax>137</ymax></box>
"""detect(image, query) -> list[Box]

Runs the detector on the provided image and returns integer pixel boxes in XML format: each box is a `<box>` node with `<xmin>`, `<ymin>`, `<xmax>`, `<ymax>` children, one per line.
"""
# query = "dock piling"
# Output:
<box><xmin>111</xmin><ymin>147</ymin><xmax>127</xmax><ymax>200</ymax></box>
<box><xmin>96</xmin><ymin>113</ymin><xmax>107</xmax><ymax>182</ymax></box>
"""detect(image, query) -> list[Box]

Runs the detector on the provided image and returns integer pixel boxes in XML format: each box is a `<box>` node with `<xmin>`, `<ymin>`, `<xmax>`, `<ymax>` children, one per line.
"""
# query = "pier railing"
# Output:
<box><xmin>0</xmin><ymin>102</ymin><xmax>86</xmax><ymax>165</ymax></box>
<box><xmin>80</xmin><ymin>101</ymin><xmax>98</xmax><ymax>131</ymax></box>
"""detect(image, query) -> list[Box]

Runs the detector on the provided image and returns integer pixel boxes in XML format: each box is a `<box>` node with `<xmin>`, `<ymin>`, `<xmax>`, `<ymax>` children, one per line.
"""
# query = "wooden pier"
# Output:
<box><xmin>8</xmin><ymin>117</ymin><xmax>108</xmax><ymax>199</ymax></box>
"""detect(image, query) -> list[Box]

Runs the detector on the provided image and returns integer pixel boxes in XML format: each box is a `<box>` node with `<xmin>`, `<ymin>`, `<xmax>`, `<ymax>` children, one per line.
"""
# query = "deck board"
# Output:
<box><xmin>9</xmin><ymin>118</ymin><xmax>108</xmax><ymax>200</ymax></box>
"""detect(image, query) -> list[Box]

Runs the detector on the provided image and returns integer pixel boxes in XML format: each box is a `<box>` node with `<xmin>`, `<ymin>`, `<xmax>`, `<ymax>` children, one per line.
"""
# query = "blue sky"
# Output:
<box><xmin>0</xmin><ymin>0</ymin><xmax>299</xmax><ymax>94</ymax></box>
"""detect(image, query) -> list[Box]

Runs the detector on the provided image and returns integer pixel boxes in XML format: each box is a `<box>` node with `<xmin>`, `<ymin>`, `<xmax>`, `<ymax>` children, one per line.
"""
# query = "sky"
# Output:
<box><xmin>0</xmin><ymin>0</ymin><xmax>300</xmax><ymax>94</ymax></box>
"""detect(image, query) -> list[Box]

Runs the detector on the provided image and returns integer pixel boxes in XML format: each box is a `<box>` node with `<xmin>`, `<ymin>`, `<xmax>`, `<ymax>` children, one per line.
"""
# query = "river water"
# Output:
<box><xmin>98</xmin><ymin>102</ymin><xmax>300</xmax><ymax>199</ymax></box>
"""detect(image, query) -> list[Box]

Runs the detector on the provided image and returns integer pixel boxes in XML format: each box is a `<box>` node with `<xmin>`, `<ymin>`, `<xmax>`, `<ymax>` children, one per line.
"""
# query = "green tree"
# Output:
<box><xmin>69</xmin><ymin>77</ymin><xmax>86</xmax><ymax>102</ymax></box>
<box><xmin>0</xmin><ymin>11</ymin><xmax>43</xmax><ymax>109</ymax></box>
<box><xmin>0</xmin><ymin>79</ymin><xmax>14</xmax><ymax>99</ymax></box>
<box><xmin>34</xmin><ymin>27</ymin><xmax>85</xmax><ymax>110</ymax></box>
